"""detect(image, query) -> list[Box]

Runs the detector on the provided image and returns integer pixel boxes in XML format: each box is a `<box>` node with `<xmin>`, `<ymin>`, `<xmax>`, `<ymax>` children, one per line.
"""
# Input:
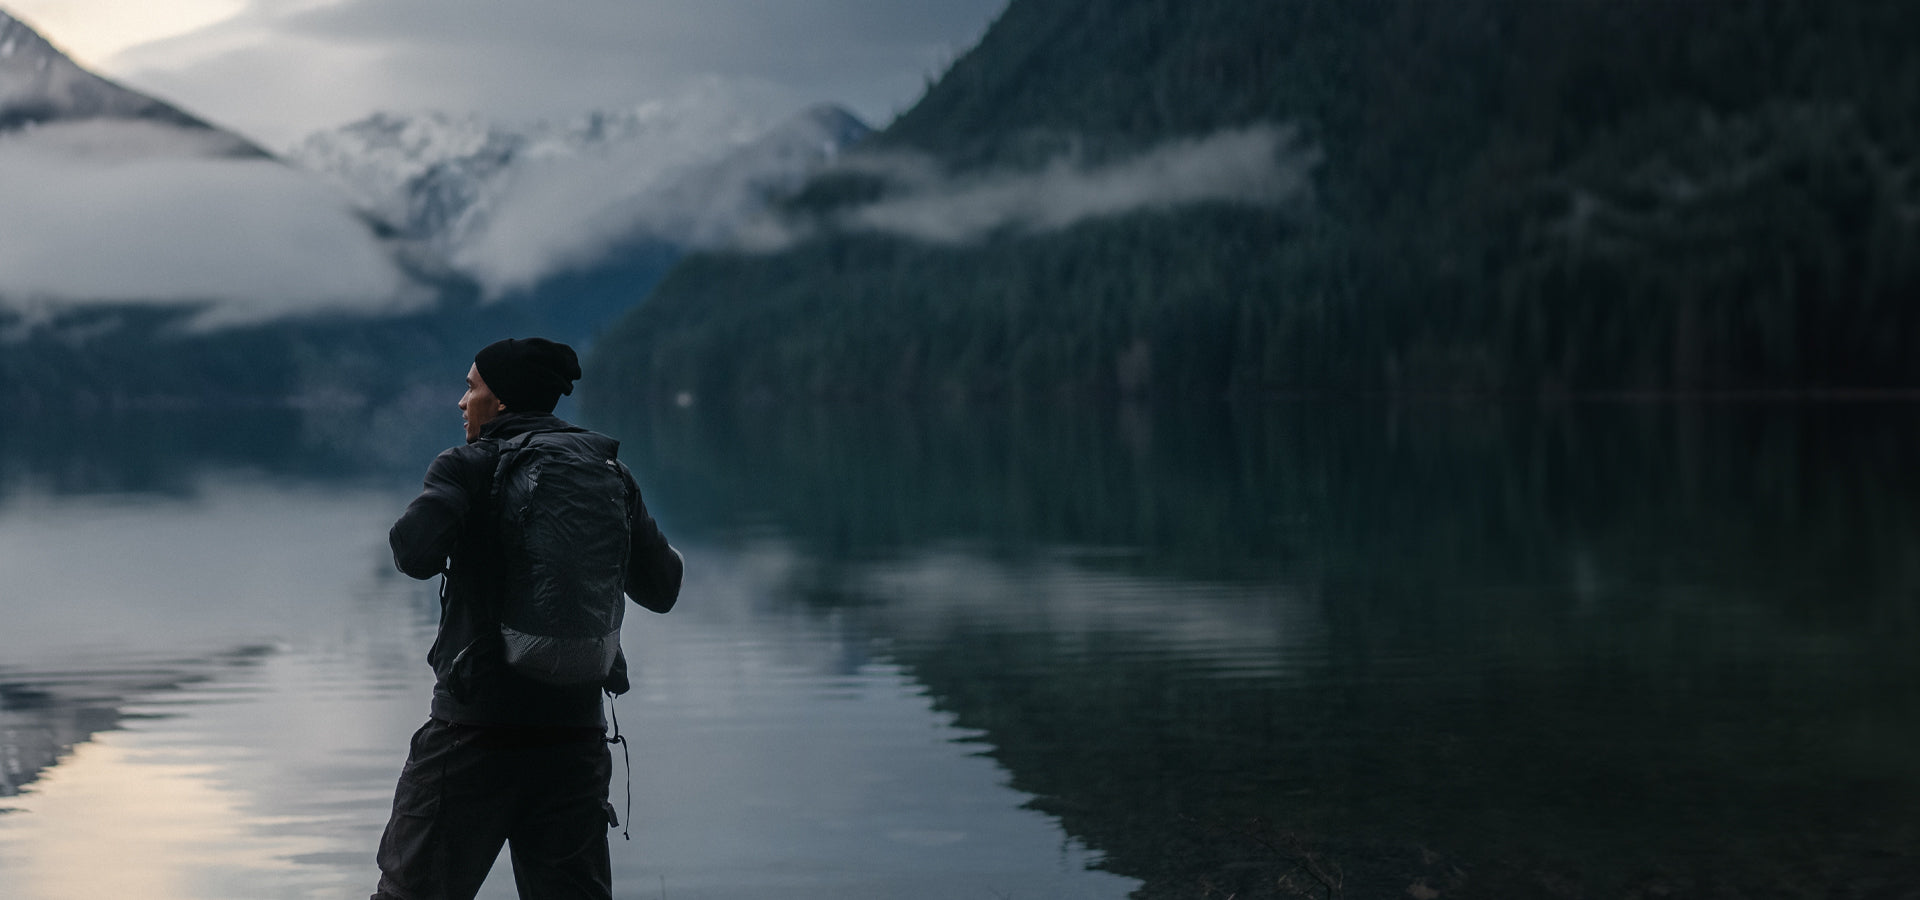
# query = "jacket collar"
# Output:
<box><xmin>469</xmin><ymin>411</ymin><xmax>579</xmax><ymax>443</ymax></box>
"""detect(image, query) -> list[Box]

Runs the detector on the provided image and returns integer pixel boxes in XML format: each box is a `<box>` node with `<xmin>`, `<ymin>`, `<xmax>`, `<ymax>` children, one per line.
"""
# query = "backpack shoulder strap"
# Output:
<box><xmin>486</xmin><ymin>431</ymin><xmax>544</xmax><ymax>506</ymax></box>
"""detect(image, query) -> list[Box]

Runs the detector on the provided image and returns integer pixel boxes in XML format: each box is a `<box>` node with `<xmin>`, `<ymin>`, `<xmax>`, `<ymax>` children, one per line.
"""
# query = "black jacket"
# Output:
<box><xmin>390</xmin><ymin>412</ymin><xmax>681</xmax><ymax>727</ymax></box>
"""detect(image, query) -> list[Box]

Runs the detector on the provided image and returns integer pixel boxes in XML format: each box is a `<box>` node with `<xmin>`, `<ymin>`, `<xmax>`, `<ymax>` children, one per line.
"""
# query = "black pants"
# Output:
<box><xmin>371</xmin><ymin>718</ymin><xmax>616</xmax><ymax>900</ymax></box>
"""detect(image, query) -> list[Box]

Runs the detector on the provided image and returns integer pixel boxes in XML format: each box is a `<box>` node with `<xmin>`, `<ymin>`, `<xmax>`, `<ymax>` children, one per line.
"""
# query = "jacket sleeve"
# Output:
<box><xmin>624</xmin><ymin>478</ymin><xmax>683</xmax><ymax>613</ymax></box>
<box><xmin>390</xmin><ymin>448</ymin><xmax>475</xmax><ymax>580</ymax></box>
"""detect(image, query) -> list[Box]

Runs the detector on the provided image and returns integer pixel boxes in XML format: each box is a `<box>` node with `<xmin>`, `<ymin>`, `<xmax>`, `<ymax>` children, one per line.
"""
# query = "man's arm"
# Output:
<box><xmin>624</xmin><ymin>484</ymin><xmax>682</xmax><ymax>613</ymax></box>
<box><xmin>389</xmin><ymin>449</ymin><xmax>475</xmax><ymax>580</ymax></box>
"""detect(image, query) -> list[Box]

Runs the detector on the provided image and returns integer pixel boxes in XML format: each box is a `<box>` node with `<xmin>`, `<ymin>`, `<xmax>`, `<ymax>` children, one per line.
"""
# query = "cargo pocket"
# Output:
<box><xmin>375</xmin><ymin>724</ymin><xmax>447</xmax><ymax>880</ymax></box>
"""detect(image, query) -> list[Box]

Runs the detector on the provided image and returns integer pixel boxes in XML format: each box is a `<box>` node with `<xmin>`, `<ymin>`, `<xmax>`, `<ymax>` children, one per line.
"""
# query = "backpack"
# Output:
<box><xmin>487</xmin><ymin>429</ymin><xmax>633</xmax><ymax>687</ymax></box>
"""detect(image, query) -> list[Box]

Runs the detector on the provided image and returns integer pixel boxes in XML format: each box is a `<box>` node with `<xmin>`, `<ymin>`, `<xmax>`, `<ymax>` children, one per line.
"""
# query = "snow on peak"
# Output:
<box><xmin>0</xmin><ymin>10</ymin><xmax>425</xmax><ymax>326</ymax></box>
<box><xmin>288</xmin><ymin>110</ymin><xmax>517</xmax><ymax>240</ymax></box>
<box><xmin>290</xmin><ymin>97</ymin><xmax>872</xmax><ymax>296</ymax></box>
<box><xmin>1</xmin><ymin>7</ymin><xmax>265</xmax><ymax>160</ymax></box>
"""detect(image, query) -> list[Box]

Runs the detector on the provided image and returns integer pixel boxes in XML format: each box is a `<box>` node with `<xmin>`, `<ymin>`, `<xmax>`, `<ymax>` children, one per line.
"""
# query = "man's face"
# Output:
<box><xmin>459</xmin><ymin>363</ymin><xmax>506</xmax><ymax>440</ymax></box>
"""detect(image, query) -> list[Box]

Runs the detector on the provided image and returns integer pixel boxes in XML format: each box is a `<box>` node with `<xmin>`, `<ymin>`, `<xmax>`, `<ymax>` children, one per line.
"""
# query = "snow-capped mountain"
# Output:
<box><xmin>1</xmin><ymin>9</ymin><xmax>262</xmax><ymax>156</ymax></box>
<box><xmin>3</xmin><ymin>6</ymin><xmax>869</xmax><ymax>330</ymax></box>
<box><xmin>0</xmin><ymin>8</ymin><xmax>425</xmax><ymax>328</ymax></box>
<box><xmin>284</xmin><ymin>110</ymin><xmax>514</xmax><ymax>244</ymax></box>
<box><xmin>290</xmin><ymin>95</ymin><xmax>871</xmax><ymax>296</ymax></box>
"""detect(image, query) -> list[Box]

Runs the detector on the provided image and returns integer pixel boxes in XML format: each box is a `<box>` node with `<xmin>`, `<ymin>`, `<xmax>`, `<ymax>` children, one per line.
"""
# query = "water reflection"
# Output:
<box><xmin>0</xmin><ymin>649</ymin><xmax>271</xmax><ymax>800</ymax></box>
<box><xmin>592</xmin><ymin>399</ymin><xmax>1920</xmax><ymax>897</ymax></box>
<box><xmin>0</xmin><ymin>403</ymin><xmax>454</xmax><ymax>501</ymax></box>
<box><xmin>608</xmin><ymin>540</ymin><xmax>1135</xmax><ymax>899</ymax></box>
<box><xmin>0</xmin><ymin>648</ymin><xmax>420</xmax><ymax>900</ymax></box>
<box><xmin>0</xmin><ymin>410</ymin><xmax>1140</xmax><ymax>899</ymax></box>
<box><xmin>1</xmin><ymin>399</ymin><xmax>1916</xmax><ymax>898</ymax></box>
<box><xmin>0</xmin><ymin>454</ymin><xmax>453</xmax><ymax>898</ymax></box>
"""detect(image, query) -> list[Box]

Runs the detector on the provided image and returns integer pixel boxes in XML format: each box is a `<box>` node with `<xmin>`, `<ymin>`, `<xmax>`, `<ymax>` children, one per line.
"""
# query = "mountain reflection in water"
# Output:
<box><xmin>594</xmin><ymin>398</ymin><xmax>1920</xmax><ymax>898</ymax></box>
<box><xmin>0</xmin><ymin>399</ymin><xmax>1915</xmax><ymax>898</ymax></box>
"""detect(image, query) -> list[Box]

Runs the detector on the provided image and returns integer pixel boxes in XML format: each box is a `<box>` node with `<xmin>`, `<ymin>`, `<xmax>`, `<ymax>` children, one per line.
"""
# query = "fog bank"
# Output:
<box><xmin>737</xmin><ymin>123</ymin><xmax>1318</xmax><ymax>251</ymax></box>
<box><xmin>0</xmin><ymin>121</ymin><xmax>419</xmax><ymax>329</ymax></box>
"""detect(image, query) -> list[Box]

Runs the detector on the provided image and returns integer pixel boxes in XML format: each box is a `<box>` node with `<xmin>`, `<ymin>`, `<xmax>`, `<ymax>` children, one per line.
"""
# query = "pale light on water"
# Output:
<box><xmin>0</xmin><ymin>440</ymin><xmax>1139</xmax><ymax>898</ymax></box>
<box><xmin>2</xmin><ymin>401</ymin><xmax>1918</xmax><ymax>897</ymax></box>
<box><xmin>0</xmin><ymin>541</ymin><xmax>1137</xmax><ymax>899</ymax></box>
<box><xmin>0</xmin><ymin>475</ymin><xmax>442</xmax><ymax>898</ymax></box>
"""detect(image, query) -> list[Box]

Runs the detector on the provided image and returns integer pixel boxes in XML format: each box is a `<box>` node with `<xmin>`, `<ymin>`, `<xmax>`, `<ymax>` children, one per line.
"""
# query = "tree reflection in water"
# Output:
<box><xmin>593</xmin><ymin>398</ymin><xmax>1920</xmax><ymax>898</ymax></box>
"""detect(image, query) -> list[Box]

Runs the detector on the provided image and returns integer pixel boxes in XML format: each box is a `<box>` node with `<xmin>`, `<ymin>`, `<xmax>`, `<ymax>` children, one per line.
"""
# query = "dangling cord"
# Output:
<box><xmin>606</xmin><ymin>691</ymin><xmax>632</xmax><ymax>841</ymax></box>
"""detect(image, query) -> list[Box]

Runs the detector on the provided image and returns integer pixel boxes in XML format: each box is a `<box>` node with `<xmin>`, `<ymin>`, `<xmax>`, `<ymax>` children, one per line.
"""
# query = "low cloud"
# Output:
<box><xmin>0</xmin><ymin>121</ymin><xmax>421</xmax><ymax>329</ymax></box>
<box><xmin>737</xmin><ymin>123</ymin><xmax>1319</xmax><ymax>251</ymax></box>
<box><xmin>444</xmin><ymin>98</ymin><xmax>863</xmax><ymax>297</ymax></box>
<box><xmin>444</xmin><ymin>87</ymin><xmax>785</xmax><ymax>297</ymax></box>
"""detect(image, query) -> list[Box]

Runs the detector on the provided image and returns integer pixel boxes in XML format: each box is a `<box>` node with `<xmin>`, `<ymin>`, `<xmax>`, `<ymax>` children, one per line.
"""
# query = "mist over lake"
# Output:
<box><xmin>1</xmin><ymin>399</ymin><xmax>1914</xmax><ymax>897</ymax></box>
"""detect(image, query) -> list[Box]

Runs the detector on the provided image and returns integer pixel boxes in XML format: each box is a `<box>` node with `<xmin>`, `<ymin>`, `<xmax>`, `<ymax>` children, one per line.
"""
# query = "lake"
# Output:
<box><xmin>0</xmin><ymin>398</ymin><xmax>1915</xmax><ymax>899</ymax></box>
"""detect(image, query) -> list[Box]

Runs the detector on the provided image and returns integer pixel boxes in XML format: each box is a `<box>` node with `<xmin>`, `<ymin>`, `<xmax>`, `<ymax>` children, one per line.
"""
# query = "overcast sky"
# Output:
<box><xmin>6</xmin><ymin>0</ymin><xmax>1008</xmax><ymax>146</ymax></box>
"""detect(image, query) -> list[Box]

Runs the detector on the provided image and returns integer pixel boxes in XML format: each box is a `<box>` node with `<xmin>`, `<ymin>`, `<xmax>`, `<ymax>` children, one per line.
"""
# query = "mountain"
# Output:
<box><xmin>0</xmin><ymin>8</ymin><xmax>868</xmax><ymax>409</ymax></box>
<box><xmin>284</xmin><ymin>109</ymin><xmax>513</xmax><ymax>247</ymax></box>
<box><xmin>0</xmin><ymin>8</ymin><xmax>261</xmax><ymax>153</ymax></box>
<box><xmin>587</xmin><ymin>0</ymin><xmax>1920</xmax><ymax>401</ymax></box>
<box><xmin>0</xmin><ymin>8</ymin><xmax>473</xmax><ymax>408</ymax></box>
<box><xmin>0</xmin><ymin>7</ymin><xmax>433</xmax><ymax>332</ymax></box>
<box><xmin>288</xmin><ymin>97</ymin><xmax>870</xmax><ymax>298</ymax></box>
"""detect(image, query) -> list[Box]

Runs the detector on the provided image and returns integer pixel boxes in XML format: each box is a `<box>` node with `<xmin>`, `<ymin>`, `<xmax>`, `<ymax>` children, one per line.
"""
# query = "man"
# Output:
<box><xmin>374</xmin><ymin>337</ymin><xmax>682</xmax><ymax>900</ymax></box>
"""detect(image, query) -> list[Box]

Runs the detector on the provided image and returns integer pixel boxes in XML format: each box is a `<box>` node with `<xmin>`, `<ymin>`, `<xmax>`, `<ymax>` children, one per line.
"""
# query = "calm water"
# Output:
<box><xmin>0</xmin><ymin>399</ymin><xmax>1916</xmax><ymax>899</ymax></box>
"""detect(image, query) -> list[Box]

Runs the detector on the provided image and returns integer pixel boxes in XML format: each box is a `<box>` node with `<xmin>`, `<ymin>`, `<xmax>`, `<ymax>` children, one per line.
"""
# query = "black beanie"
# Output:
<box><xmin>473</xmin><ymin>337</ymin><xmax>581</xmax><ymax>413</ymax></box>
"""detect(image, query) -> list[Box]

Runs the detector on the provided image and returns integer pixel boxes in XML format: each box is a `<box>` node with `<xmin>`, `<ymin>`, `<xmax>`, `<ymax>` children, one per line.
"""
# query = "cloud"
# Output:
<box><xmin>438</xmin><ymin>97</ymin><xmax>861</xmax><ymax>297</ymax></box>
<box><xmin>736</xmin><ymin>123</ymin><xmax>1320</xmax><ymax>251</ymax></box>
<box><xmin>101</xmin><ymin>0</ymin><xmax>1008</xmax><ymax>146</ymax></box>
<box><xmin>443</xmin><ymin>84</ymin><xmax>787</xmax><ymax>296</ymax></box>
<box><xmin>0</xmin><ymin>121</ymin><xmax>420</xmax><ymax>328</ymax></box>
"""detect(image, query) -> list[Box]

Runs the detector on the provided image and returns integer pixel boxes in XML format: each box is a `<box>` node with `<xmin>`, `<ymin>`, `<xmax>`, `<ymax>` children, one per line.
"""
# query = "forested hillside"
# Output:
<box><xmin>588</xmin><ymin>0</ymin><xmax>1920</xmax><ymax>399</ymax></box>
